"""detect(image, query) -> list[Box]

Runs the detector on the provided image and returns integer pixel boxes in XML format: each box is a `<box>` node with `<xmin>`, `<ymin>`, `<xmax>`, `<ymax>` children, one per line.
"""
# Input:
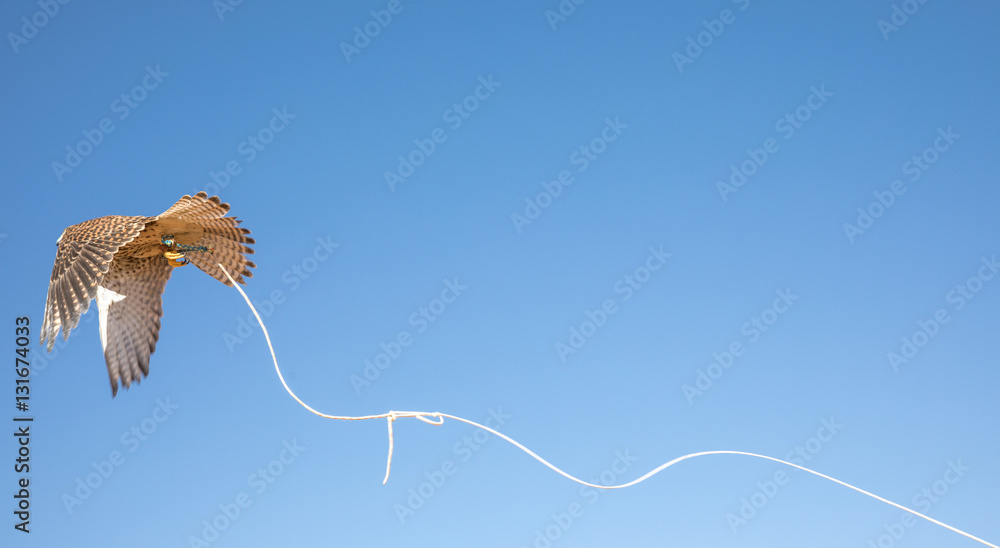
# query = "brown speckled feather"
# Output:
<box><xmin>40</xmin><ymin>215</ymin><xmax>152</xmax><ymax>352</ymax></box>
<box><xmin>40</xmin><ymin>192</ymin><xmax>255</xmax><ymax>396</ymax></box>
<box><xmin>156</xmin><ymin>192</ymin><xmax>256</xmax><ymax>286</ymax></box>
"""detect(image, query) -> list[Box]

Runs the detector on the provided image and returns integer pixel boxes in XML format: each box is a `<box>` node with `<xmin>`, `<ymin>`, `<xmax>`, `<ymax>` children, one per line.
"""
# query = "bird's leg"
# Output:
<box><xmin>164</xmin><ymin>251</ymin><xmax>189</xmax><ymax>267</ymax></box>
<box><xmin>160</xmin><ymin>235</ymin><xmax>189</xmax><ymax>267</ymax></box>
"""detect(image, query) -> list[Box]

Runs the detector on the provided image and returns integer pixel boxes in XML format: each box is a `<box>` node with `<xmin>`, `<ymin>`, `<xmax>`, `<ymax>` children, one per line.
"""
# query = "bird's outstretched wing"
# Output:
<box><xmin>158</xmin><ymin>192</ymin><xmax>256</xmax><ymax>285</ymax></box>
<box><xmin>40</xmin><ymin>215</ymin><xmax>151</xmax><ymax>350</ymax></box>
<box><xmin>40</xmin><ymin>192</ymin><xmax>255</xmax><ymax>397</ymax></box>
<box><xmin>98</xmin><ymin>255</ymin><xmax>173</xmax><ymax>396</ymax></box>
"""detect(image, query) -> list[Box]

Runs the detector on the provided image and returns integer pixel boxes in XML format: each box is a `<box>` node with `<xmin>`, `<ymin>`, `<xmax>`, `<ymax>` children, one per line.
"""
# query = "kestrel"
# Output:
<box><xmin>40</xmin><ymin>192</ymin><xmax>256</xmax><ymax>396</ymax></box>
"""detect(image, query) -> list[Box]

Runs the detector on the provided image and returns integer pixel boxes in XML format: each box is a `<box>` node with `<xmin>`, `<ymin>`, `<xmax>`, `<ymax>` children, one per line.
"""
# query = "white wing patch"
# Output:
<box><xmin>96</xmin><ymin>285</ymin><xmax>126</xmax><ymax>352</ymax></box>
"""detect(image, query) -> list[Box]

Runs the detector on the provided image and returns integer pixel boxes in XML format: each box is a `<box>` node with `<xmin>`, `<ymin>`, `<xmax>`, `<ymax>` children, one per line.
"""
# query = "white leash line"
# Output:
<box><xmin>219</xmin><ymin>264</ymin><xmax>998</xmax><ymax>548</ymax></box>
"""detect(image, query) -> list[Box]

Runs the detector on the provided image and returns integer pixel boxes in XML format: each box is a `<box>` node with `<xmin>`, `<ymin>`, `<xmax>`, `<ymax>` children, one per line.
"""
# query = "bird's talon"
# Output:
<box><xmin>164</xmin><ymin>251</ymin><xmax>188</xmax><ymax>267</ymax></box>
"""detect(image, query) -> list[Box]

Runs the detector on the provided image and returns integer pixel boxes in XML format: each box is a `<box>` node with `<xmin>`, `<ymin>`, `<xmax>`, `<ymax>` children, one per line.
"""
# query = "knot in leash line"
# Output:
<box><xmin>382</xmin><ymin>411</ymin><xmax>445</xmax><ymax>484</ymax></box>
<box><xmin>387</xmin><ymin>411</ymin><xmax>445</xmax><ymax>425</ymax></box>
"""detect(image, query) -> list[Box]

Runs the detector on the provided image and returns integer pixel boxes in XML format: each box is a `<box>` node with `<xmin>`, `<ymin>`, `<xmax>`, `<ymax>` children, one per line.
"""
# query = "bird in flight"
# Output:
<box><xmin>40</xmin><ymin>192</ymin><xmax>255</xmax><ymax>396</ymax></box>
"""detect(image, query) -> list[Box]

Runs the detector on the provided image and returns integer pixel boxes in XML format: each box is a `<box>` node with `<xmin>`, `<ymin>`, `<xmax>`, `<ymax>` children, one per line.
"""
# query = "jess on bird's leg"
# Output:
<box><xmin>161</xmin><ymin>234</ymin><xmax>188</xmax><ymax>267</ymax></box>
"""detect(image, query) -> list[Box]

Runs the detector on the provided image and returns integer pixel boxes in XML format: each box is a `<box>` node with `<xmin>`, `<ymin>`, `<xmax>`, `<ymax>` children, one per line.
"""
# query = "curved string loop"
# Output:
<box><xmin>218</xmin><ymin>264</ymin><xmax>998</xmax><ymax>548</ymax></box>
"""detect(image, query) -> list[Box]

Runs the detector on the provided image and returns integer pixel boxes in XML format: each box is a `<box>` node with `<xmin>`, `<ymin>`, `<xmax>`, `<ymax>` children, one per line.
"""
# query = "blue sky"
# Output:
<box><xmin>2</xmin><ymin>1</ymin><xmax>999</xmax><ymax>547</ymax></box>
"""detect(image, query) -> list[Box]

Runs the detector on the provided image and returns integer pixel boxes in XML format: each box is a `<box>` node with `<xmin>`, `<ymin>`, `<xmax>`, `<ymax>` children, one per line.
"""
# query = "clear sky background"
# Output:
<box><xmin>2</xmin><ymin>1</ymin><xmax>998</xmax><ymax>547</ymax></box>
